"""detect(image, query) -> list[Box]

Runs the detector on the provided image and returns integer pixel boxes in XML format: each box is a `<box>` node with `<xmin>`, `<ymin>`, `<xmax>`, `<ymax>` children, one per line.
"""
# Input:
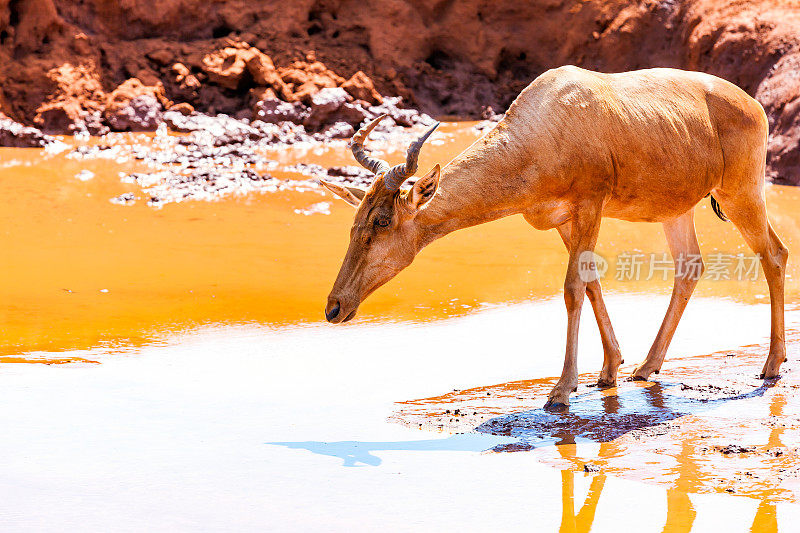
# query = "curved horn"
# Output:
<box><xmin>349</xmin><ymin>114</ymin><xmax>390</xmax><ymax>176</ymax></box>
<box><xmin>383</xmin><ymin>122</ymin><xmax>440</xmax><ymax>191</ymax></box>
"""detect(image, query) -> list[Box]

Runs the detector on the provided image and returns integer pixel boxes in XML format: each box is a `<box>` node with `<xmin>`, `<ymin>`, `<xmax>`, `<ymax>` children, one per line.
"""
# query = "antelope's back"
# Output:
<box><xmin>505</xmin><ymin>66</ymin><xmax>767</xmax><ymax>222</ymax></box>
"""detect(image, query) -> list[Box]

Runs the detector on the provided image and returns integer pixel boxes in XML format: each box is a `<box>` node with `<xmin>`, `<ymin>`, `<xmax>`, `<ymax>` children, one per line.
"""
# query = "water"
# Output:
<box><xmin>1</xmin><ymin>124</ymin><xmax>800</xmax><ymax>530</ymax></box>
<box><xmin>3</xmin><ymin>125</ymin><xmax>800</xmax><ymax>357</ymax></box>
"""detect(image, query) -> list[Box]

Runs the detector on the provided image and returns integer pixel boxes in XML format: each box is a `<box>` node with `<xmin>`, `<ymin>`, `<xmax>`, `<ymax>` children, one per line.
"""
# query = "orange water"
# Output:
<box><xmin>3</xmin><ymin>124</ymin><xmax>800</xmax><ymax>530</ymax></box>
<box><xmin>2</xmin><ymin>124</ymin><xmax>799</xmax><ymax>358</ymax></box>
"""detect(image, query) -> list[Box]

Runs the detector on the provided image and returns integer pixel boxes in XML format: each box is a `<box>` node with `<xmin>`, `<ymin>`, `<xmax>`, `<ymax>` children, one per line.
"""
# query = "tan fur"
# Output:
<box><xmin>323</xmin><ymin>66</ymin><xmax>788</xmax><ymax>407</ymax></box>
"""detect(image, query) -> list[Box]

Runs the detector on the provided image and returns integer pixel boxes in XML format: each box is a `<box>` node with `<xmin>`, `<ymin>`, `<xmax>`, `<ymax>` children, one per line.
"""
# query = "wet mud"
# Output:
<box><xmin>64</xmin><ymin>113</ymin><xmax>445</xmax><ymax>205</ymax></box>
<box><xmin>392</xmin><ymin>332</ymin><xmax>800</xmax><ymax>503</ymax></box>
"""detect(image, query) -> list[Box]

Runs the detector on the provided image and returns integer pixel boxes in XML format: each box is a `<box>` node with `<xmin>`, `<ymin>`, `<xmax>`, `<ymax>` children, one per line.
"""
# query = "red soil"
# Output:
<box><xmin>1</xmin><ymin>0</ymin><xmax>799</xmax><ymax>182</ymax></box>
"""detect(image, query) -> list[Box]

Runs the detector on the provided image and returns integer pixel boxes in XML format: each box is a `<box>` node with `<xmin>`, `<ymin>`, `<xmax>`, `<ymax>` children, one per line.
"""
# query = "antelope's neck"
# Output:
<box><xmin>414</xmin><ymin>131</ymin><xmax>523</xmax><ymax>248</ymax></box>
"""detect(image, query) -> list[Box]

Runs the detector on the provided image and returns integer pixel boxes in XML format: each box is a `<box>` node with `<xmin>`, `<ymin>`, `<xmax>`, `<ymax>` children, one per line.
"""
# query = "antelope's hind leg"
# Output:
<box><xmin>712</xmin><ymin>192</ymin><xmax>789</xmax><ymax>379</ymax></box>
<box><xmin>556</xmin><ymin>223</ymin><xmax>623</xmax><ymax>388</ymax></box>
<box><xmin>632</xmin><ymin>211</ymin><xmax>703</xmax><ymax>381</ymax></box>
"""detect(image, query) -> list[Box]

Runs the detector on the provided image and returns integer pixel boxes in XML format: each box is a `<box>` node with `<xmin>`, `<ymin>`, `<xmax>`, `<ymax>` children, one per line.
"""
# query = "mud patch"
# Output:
<box><xmin>65</xmin><ymin>115</ymin><xmax>450</xmax><ymax>205</ymax></box>
<box><xmin>391</xmin><ymin>333</ymin><xmax>800</xmax><ymax>501</ymax></box>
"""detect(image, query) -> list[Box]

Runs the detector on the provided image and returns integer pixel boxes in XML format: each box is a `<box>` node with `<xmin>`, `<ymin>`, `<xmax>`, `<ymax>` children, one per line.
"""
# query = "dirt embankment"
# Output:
<box><xmin>0</xmin><ymin>0</ymin><xmax>799</xmax><ymax>183</ymax></box>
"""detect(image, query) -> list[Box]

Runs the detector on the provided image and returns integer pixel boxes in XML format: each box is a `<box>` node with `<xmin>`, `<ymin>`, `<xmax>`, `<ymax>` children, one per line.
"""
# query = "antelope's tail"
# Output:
<box><xmin>707</xmin><ymin>194</ymin><xmax>728</xmax><ymax>222</ymax></box>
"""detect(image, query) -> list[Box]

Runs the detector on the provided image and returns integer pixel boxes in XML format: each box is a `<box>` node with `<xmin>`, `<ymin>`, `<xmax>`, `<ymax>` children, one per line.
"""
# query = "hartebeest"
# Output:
<box><xmin>320</xmin><ymin>66</ymin><xmax>788</xmax><ymax>407</ymax></box>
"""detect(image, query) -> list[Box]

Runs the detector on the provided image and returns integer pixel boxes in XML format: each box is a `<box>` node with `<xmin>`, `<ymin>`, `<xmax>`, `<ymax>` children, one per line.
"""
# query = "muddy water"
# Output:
<box><xmin>394</xmin><ymin>337</ymin><xmax>800</xmax><ymax>500</ymax></box>
<box><xmin>2</xmin><ymin>124</ymin><xmax>800</xmax><ymax>357</ymax></box>
<box><xmin>3</xmin><ymin>124</ymin><xmax>800</xmax><ymax>530</ymax></box>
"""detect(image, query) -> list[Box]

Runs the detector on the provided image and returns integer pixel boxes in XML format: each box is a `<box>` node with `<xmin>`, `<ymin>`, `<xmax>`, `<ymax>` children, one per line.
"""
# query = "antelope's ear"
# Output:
<box><xmin>319</xmin><ymin>180</ymin><xmax>366</xmax><ymax>208</ymax></box>
<box><xmin>409</xmin><ymin>164</ymin><xmax>440</xmax><ymax>210</ymax></box>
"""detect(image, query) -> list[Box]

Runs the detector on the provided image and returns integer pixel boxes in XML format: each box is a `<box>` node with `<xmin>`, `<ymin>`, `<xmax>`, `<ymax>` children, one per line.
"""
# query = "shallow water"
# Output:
<box><xmin>3</xmin><ymin>124</ymin><xmax>800</xmax><ymax>357</ymax></box>
<box><xmin>2</xmin><ymin>124</ymin><xmax>800</xmax><ymax>530</ymax></box>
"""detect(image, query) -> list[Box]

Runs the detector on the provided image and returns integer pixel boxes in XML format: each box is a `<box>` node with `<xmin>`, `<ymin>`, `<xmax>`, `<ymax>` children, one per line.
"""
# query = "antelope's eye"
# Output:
<box><xmin>375</xmin><ymin>217</ymin><xmax>390</xmax><ymax>228</ymax></box>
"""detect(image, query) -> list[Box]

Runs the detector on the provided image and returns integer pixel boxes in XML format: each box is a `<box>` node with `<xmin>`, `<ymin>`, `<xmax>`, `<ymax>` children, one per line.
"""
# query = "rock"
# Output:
<box><xmin>245</xmin><ymin>51</ymin><xmax>275</xmax><ymax>85</ymax></box>
<box><xmin>171</xmin><ymin>62</ymin><xmax>199</xmax><ymax>86</ymax></box>
<box><xmin>124</xmin><ymin>166</ymin><xmax>281</xmax><ymax>205</ymax></box>
<box><xmin>291</xmin><ymin>81</ymin><xmax>329</xmax><ymax>104</ymax></box>
<box><xmin>305</xmin><ymin>87</ymin><xmax>350</xmax><ymax>114</ymax></box>
<box><xmin>202</xmin><ymin>45</ymin><xmax>293</xmax><ymax>99</ymax></box>
<box><xmin>168</xmin><ymin>102</ymin><xmax>194</xmax><ymax>115</ymax></box>
<box><xmin>34</xmin><ymin>64</ymin><xmax>107</xmax><ymax>134</ymax></box>
<box><xmin>253</xmin><ymin>97</ymin><xmax>308</xmax><ymax>124</ymax></box>
<box><xmin>104</xmin><ymin>78</ymin><xmax>171</xmax><ymax>131</ymax></box>
<box><xmin>0</xmin><ymin>115</ymin><xmax>54</xmax><ymax>147</ymax></box>
<box><xmin>758</xmin><ymin>54</ymin><xmax>800</xmax><ymax>185</ymax></box>
<box><xmin>166</xmin><ymin>111</ymin><xmax>262</xmax><ymax>145</ymax></box>
<box><xmin>326</xmin><ymin>166</ymin><xmax>372</xmax><ymax>179</ymax></box>
<box><xmin>35</xmin><ymin>102</ymin><xmax>81</xmax><ymax>133</ymax></box>
<box><xmin>168</xmin><ymin>62</ymin><xmax>202</xmax><ymax>103</ymax></box>
<box><xmin>278</xmin><ymin>55</ymin><xmax>346</xmax><ymax>103</ymax></box>
<box><xmin>163</xmin><ymin>110</ymin><xmax>222</xmax><ymax>132</ymax></box>
<box><xmin>202</xmin><ymin>47</ymin><xmax>251</xmax><ymax>90</ymax></box>
<box><xmin>318</xmin><ymin>122</ymin><xmax>355</xmax><ymax>139</ymax></box>
<box><xmin>110</xmin><ymin>192</ymin><xmax>137</xmax><ymax>205</ymax></box>
<box><xmin>368</xmin><ymin>96</ymin><xmax>433</xmax><ymax>127</ymax></box>
<box><xmin>35</xmin><ymin>103</ymin><xmax>110</xmax><ymax>136</ymax></box>
<box><xmin>133</xmin><ymin>68</ymin><xmax>161</xmax><ymax>87</ymax></box>
<box><xmin>303</xmin><ymin>87</ymin><xmax>370</xmax><ymax>131</ymax></box>
<box><xmin>342</xmin><ymin>71</ymin><xmax>383</xmax><ymax>105</ymax></box>
<box><xmin>107</xmin><ymin>94</ymin><xmax>163</xmax><ymax>131</ymax></box>
<box><xmin>233</xmin><ymin>108</ymin><xmax>253</xmax><ymax>121</ymax></box>
<box><xmin>11</xmin><ymin>0</ymin><xmax>64</xmax><ymax>53</ymax></box>
<box><xmin>0</xmin><ymin>88</ymin><xmax>9</xmax><ymax>117</ymax></box>
<box><xmin>481</xmin><ymin>106</ymin><xmax>503</xmax><ymax>121</ymax></box>
<box><xmin>79</xmin><ymin>111</ymin><xmax>110</xmax><ymax>136</ymax></box>
<box><xmin>239</xmin><ymin>32</ymin><xmax>257</xmax><ymax>46</ymax></box>
<box><xmin>245</xmin><ymin>50</ymin><xmax>292</xmax><ymax>100</ymax></box>
<box><xmin>279</xmin><ymin>58</ymin><xmax>344</xmax><ymax>88</ymax></box>
<box><xmin>250</xmin><ymin>86</ymin><xmax>277</xmax><ymax>102</ymax></box>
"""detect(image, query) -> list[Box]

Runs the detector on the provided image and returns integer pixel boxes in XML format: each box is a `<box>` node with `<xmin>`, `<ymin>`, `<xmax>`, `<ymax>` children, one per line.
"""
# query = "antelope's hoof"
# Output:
<box><xmin>596</xmin><ymin>378</ymin><xmax>617</xmax><ymax>389</ymax></box>
<box><xmin>546</xmin><ymin>380</ymin><xmax>575</xmax><ymax>409</ymax></box>
<box><xmin>630</xmin><ymin>364</ymin><xmax>659</xmax><ymax>382</ymax></box>
<box><xmin>544</xmin><ymin>399</ymin><xmax>569</xmax><ymax>411</ymax></box>
<box><xmin>761</xmin><ymin>356</ymin><xmax>785</xmax><ymax>380</ymax></box>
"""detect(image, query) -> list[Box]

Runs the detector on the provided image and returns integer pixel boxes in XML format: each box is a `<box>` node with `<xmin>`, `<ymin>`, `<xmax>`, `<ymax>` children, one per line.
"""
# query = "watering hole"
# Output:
<box><xmin>2</xmin><ymin>123</ymin><xmax>800</xmax><ymax>530</ymax></box>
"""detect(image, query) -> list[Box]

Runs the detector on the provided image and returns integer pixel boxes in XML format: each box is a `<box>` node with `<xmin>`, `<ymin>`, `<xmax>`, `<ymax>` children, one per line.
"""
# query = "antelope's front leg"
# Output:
<box><xmin>556</xmin><ymin>223</ymin><xmax>623</xmax><ymax>388</ymax></box>
<box><xmin>546</xmin><ymin>208</ymin><xmax>602</xmax><ymax>409</ymax></box>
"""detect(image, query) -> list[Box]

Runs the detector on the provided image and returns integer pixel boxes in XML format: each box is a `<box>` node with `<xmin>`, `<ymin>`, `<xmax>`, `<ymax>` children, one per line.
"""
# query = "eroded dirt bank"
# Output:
<box><xmin>0</xmin><ymin>1</ymin><xmax>799</xmax><ymax>182</ymax></box>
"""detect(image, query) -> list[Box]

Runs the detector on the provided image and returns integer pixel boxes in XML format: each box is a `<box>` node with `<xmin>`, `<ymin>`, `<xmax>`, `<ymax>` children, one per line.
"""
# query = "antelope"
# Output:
<box><xmin>320</xmin><ymin>66</ymin><xmax>788</xmax><ymax>408</ymax></box>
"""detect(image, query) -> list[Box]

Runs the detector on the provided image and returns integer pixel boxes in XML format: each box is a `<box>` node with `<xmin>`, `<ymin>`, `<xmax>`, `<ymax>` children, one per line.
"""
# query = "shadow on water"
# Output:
<box><xmin>267</xmin><ymin>433</ymin><xmax>514</xmax><ymax>467</ymax></box>
<box><xmin>268</xmin><ymin>380</ymin><xmax>775</xmax><ymax>466</ymax></box>
<box><xmin>269</xmin><ymin>380</ymin><xmax>785</xmax><ymax>530</ymax></box>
